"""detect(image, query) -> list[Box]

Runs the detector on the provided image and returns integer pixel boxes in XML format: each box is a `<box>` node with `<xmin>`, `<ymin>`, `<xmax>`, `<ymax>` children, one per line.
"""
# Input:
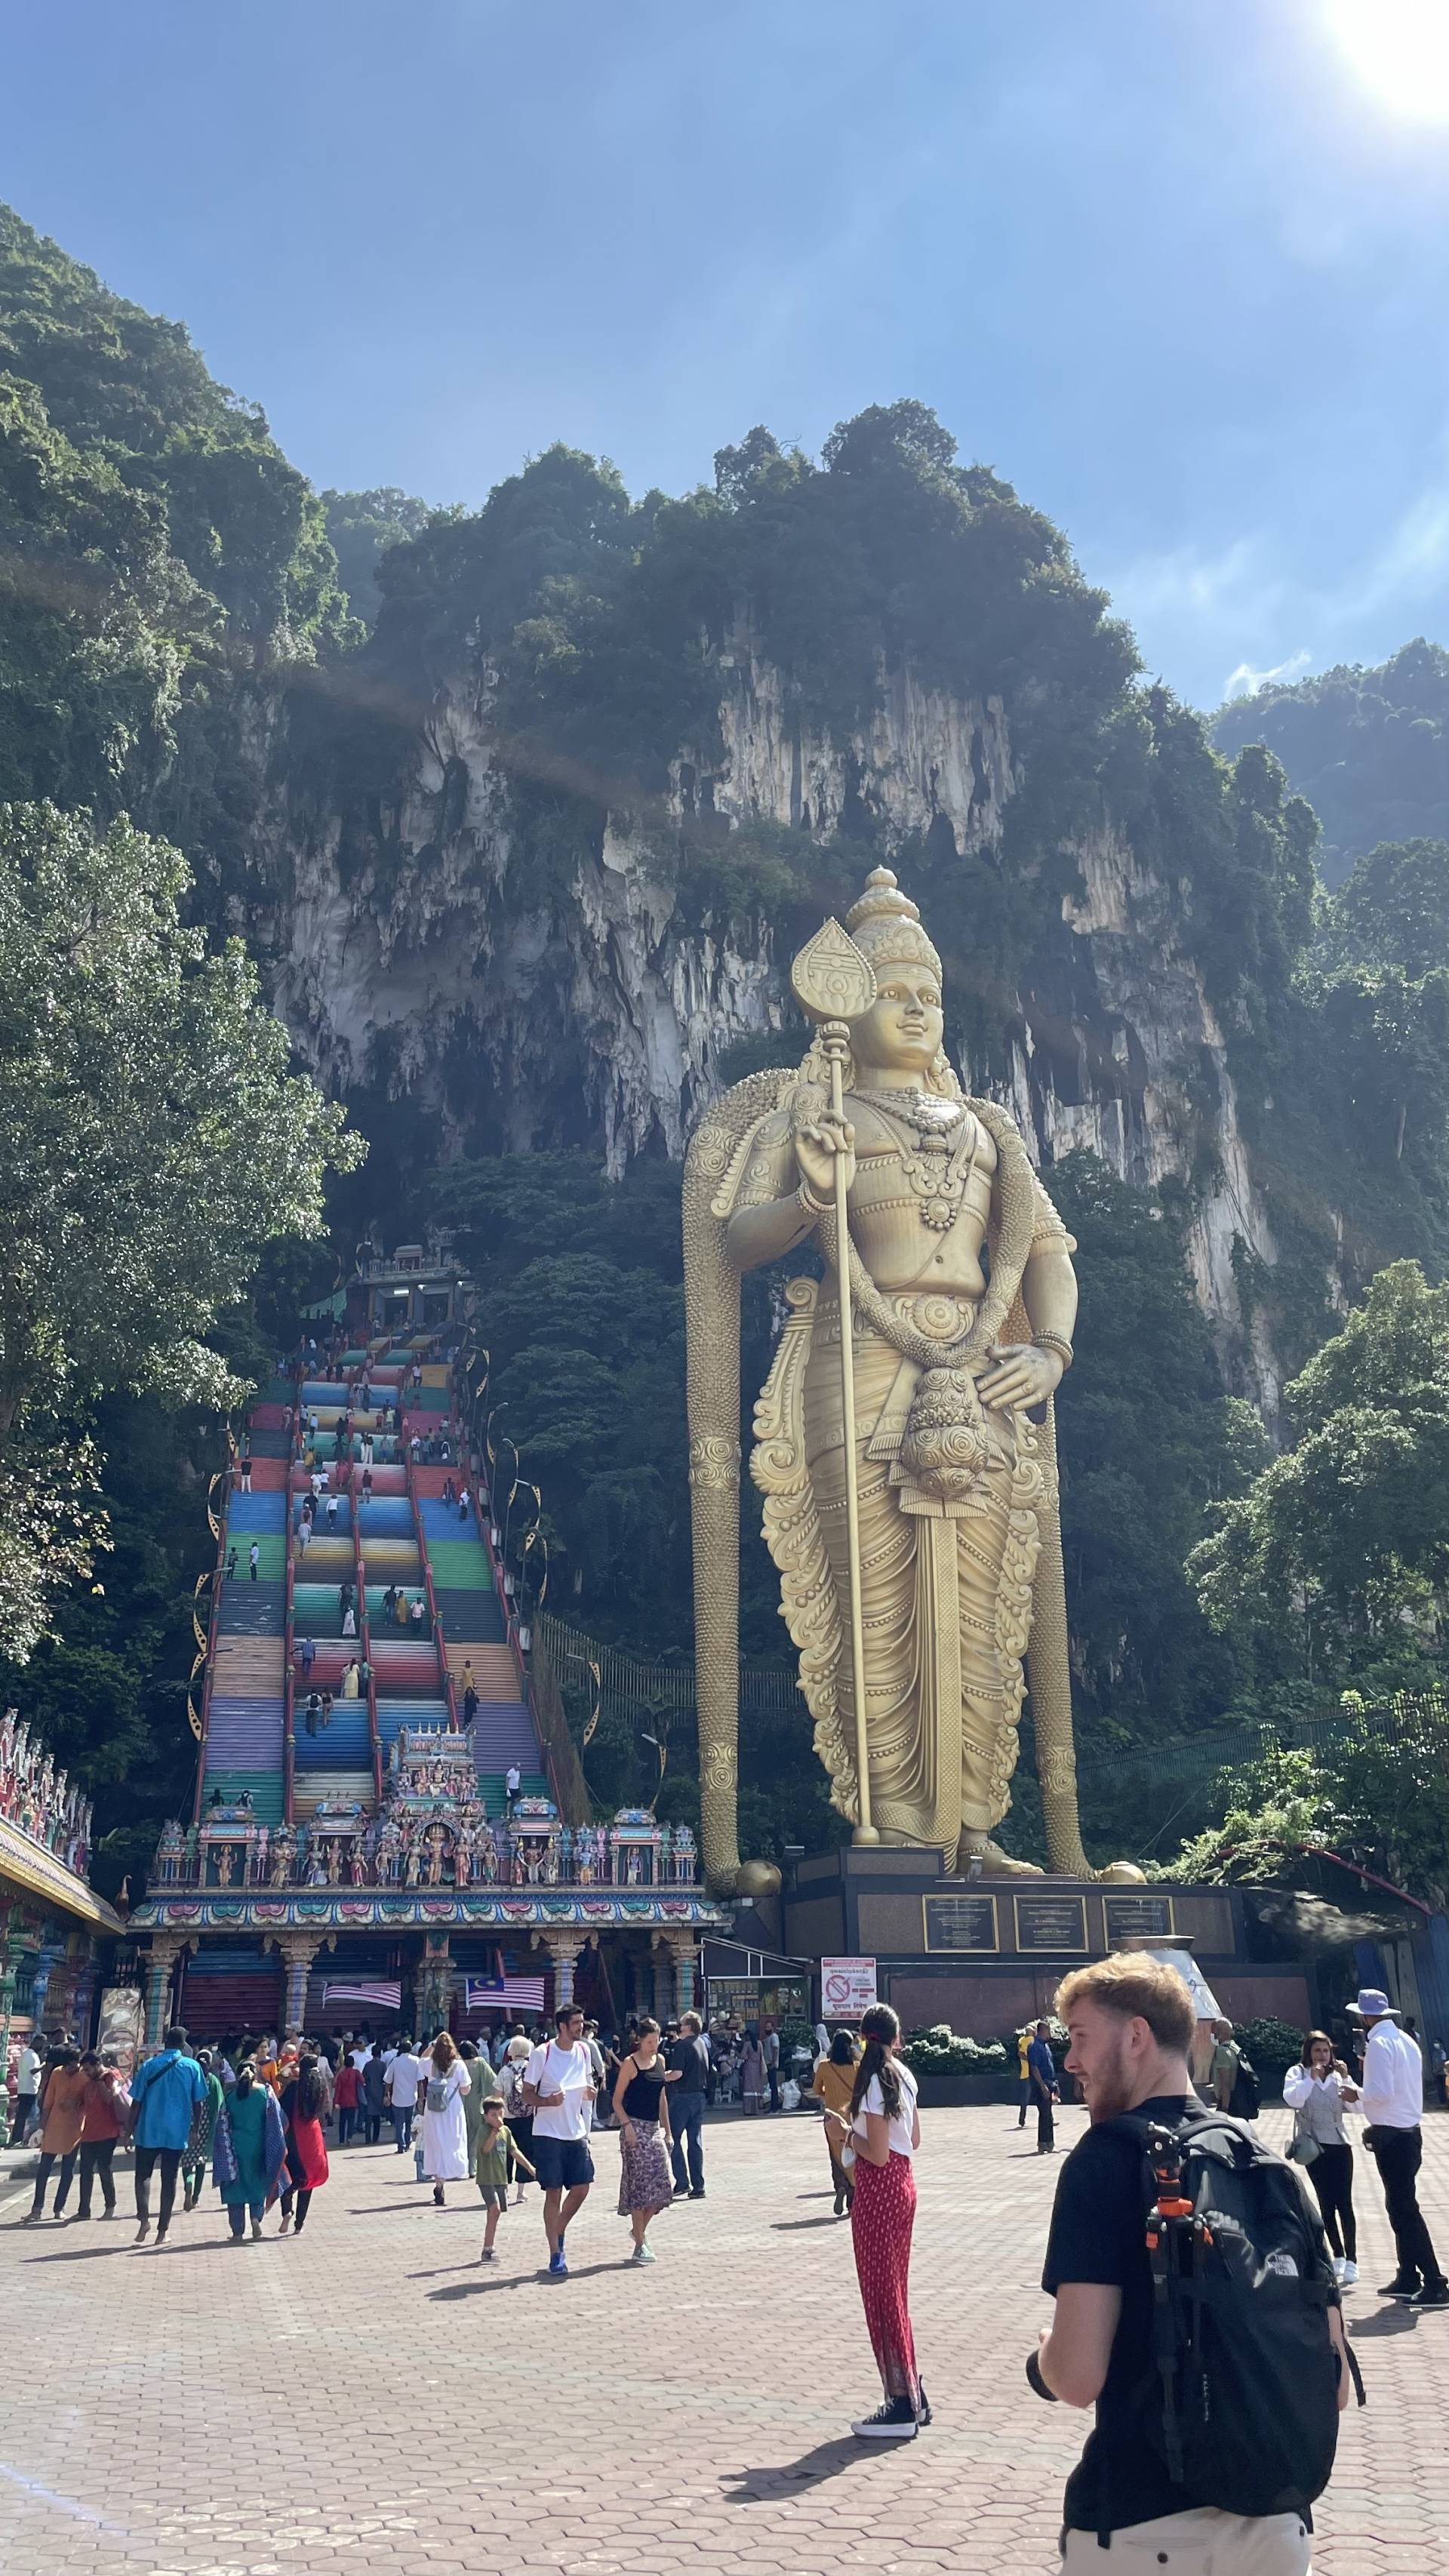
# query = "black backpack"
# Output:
<box><xmin>1106</xmin><ymin>2108</ymin><xmax>1363</xmax><ymax>2528</ymax></box>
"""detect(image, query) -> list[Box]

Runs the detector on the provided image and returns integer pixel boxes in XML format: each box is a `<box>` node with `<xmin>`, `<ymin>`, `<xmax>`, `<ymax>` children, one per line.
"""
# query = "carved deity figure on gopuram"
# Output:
<box><xmin>684</xmin><ymin>866</ymin><xmax>1142</xmax><ymax>1896</ymax></box>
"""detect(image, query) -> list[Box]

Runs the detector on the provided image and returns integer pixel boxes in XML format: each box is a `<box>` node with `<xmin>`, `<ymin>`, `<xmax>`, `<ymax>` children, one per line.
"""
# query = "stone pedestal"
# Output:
<box><xmin>781</xmin><ymin>1848</ymin><xmax>1315</xmax><ymax>2035</ymax></box>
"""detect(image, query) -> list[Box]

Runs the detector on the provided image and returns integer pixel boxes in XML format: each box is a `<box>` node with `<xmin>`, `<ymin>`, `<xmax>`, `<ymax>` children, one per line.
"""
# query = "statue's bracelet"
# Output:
<box><xmin>1031</xmin><ymin>1331</ymin><xmax>1074</xmax><ymax>1374</ymax></box>
<box><xmin>796</xmin><ymin>1180</ymin><xmax>830</xmax><ymax>1222</ymax></box>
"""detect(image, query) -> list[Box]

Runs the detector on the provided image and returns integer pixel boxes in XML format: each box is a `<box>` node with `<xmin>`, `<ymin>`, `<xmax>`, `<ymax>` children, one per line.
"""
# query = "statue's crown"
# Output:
<box><xmin>844</xmin><ymin>866</ymin><xmax>942</xmax><ymax>977</ymax></box>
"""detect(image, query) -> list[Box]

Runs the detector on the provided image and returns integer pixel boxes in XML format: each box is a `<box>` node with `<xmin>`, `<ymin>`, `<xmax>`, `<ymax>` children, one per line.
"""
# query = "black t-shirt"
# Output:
<box><xmin>1041</xmin><ymin>2093</ymin><xmax>1197</xmax><ymax>2537</ymax></box>
<box><xmin>667</xmin><ymin>2035</ymin><xmax>709</xmax><ymax>2094</ymax></box>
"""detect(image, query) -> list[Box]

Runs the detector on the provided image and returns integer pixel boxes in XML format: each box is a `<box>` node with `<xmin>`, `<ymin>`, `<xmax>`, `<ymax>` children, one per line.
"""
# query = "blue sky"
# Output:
<box><xmin>8</xmin><ymin>0</ymin><xmax>1449</xmax><ymax>708</ymax></box>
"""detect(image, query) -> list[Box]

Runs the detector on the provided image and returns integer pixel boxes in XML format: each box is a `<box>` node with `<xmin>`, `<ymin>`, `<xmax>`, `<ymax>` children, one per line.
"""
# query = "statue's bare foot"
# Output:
<box><xmin>956</xmin><ymin>1836</ymin><xmax>1044</xmax><ymax>1878</ymax></box>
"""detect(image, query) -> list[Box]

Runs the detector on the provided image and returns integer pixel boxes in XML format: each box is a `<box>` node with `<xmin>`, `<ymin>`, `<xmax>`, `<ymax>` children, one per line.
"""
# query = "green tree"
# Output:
<box><xmin>1159</xmin><ymin>1702</ymin><xmax>1449</xmax><ymax>1910</ymax></box>
<box><xmin>1189</xmin><ymin>1261</ymin><xmax>1449</xmax><ymax>1689</ymax></box>
<box><xmin>1320</xmin><ymin>836</ymin><xmax>1449</xmax><ymax>981</ymax></box>
<box><xmin>1048</xmin><ymin>1153</ymin><xmax>1249</xmax><ymax>1741</ymax></box>
<box><xmin>321</xmin><ymin>486</ymin><xmax>435</xmax><ymax>628</ymax></box>
<box><xmin>1214</xmin><ymin>640</ymin><xmax>1449</xmax><ymax>888</ymax></box>
<box><xmin>0</xmin><ymin>801</ymin><xmax>363</xmax><ymax>1654</ymax></box>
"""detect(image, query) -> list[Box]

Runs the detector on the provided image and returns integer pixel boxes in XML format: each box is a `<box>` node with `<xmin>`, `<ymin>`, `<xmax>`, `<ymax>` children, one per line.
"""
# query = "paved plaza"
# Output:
<box><xmin>2</xmin><ymin>2100</ymin><xmax>1444</xmax><ymax>2576</ymax></box>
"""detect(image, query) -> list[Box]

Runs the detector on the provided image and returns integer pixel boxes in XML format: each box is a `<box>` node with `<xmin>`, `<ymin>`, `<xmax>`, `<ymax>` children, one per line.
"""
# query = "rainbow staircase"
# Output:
<box><xmin>199</xmin><ymin>1345</ymin><xmax>549</xmax><ymax>1835</ymax></box>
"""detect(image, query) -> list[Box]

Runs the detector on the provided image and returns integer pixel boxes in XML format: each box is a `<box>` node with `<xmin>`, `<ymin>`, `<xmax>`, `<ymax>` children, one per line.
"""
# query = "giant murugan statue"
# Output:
<box><xmin>685</xmin><ymin>867</ymin><xmax>1139</xmax><ymax>1895</ymax></box>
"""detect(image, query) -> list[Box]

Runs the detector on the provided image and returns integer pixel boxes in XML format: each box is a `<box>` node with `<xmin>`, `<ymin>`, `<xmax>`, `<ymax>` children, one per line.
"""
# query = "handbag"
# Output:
<box><xmin>1287</xmin><ymin>2113</ymin><xmax>1321</xmax><ymax>2168</ymax></box>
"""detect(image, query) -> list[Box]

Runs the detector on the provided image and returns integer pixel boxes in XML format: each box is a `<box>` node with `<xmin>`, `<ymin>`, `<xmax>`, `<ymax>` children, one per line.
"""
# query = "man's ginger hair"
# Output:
<box><xmin>1054</xmin><ymin>1952</ymin><xmax>1196</xmax><ymax>2055</ymax></box>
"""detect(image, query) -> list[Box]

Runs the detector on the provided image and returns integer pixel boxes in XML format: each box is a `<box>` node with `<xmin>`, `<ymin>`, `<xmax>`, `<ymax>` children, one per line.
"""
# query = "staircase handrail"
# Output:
<box><xmin>408</xmin><ymin>1460</ymin><xmax>457</xmax><ymax>1728</ymax></box>
<box><xmin>355</xmin><ymin>1479</ymin><xmax>383</xmax><ymax>1805</ymax></box>
<box><xmin>192</xmin><ymin>1448</ymin><xmax>232</xmax><ymax>1826</ymax></box>
<box><xmin>283</xmin><ymin>1390</ymin><xmax>300</xmax><ymax>1827</ymax></box>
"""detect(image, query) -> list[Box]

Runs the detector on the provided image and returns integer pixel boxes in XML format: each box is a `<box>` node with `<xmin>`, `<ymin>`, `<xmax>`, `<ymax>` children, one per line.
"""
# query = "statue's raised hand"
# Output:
<box><xmin>794</xmin><ymin>1109</ymin><xmax>856</xmax><ymax>1204</ymax></box>
<box><xmin>977</xmin><ymin>1341</ymin><xmax>1063</xmax><ymax>1411</ymax></box>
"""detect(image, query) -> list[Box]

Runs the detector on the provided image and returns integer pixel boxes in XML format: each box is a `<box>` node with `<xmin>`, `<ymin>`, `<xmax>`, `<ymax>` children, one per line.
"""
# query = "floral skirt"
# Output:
<box><xmin>617</xmin><ymin>2118</ymin><xmax>673</xmax><ymax>2216</ymax></box>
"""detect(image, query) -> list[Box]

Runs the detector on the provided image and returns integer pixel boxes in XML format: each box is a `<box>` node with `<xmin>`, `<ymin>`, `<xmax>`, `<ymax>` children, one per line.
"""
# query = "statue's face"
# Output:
<box><xmin>851</xmin><ymin>962</ymin><xmax>943</xmax><ymax>1074</ymax></box>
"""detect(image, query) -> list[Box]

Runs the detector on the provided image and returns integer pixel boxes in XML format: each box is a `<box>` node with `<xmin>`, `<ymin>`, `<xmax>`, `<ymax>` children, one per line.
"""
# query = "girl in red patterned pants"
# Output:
<box><xmin>826</xmin><ymin>2002</ymin><xmax>927</xmax><ymax>2440</ymax></box>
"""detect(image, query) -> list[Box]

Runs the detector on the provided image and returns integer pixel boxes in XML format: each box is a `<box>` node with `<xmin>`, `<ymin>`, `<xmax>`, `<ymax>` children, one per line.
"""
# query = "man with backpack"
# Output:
<box><xmin>1032</xmin><ymin>1953</ymin><xmax>1353</xmax><ymax>2573</ymax></box>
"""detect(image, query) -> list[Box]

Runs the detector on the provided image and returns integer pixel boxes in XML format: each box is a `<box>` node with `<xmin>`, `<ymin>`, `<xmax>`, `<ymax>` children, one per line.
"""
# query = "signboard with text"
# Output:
<box><xmin>820</xmin><ymin>1956</ymin><xmax>878</xmax><ymax>2018</ymax></box>
<box><xmin>923</xmin><ymin>1893</ymin><xmax>999</xmax><ymax>1953</ymax></box>
<box><xmin>705</xmin><ymin>1975</ymin><xmax>809</xmax><ymax>2026</ymax></box>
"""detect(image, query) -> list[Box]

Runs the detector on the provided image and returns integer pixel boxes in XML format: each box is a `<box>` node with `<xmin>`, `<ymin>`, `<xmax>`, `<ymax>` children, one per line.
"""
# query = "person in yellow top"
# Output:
<box><xmin>1017</xmin><ymin>2027</ymin><xmax>1032</xmax><ymax>2130</ymax></box>
<box><xmin>814</xmin><ymin>2030</ymin><xmax>862</xmax><ymax>2216</ymax></box>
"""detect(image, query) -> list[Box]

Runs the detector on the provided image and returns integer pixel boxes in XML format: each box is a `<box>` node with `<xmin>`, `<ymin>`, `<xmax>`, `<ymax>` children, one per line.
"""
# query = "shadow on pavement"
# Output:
<box><xmin>1350</xmin><ymin>2303</ymin><xmax>1418</xmax><ymax>2337</ymax></box>
<box><xmin>426</xmin><ymin>2261</ymin><xmax>620</xmax><ymax>2299</ymax></box>
<box><xmin>721</xmin><ymin>2439</ymin><xmax>881</xmax><ymax>2501</ymax></box>
<box><xmin>770</xmin><ymin>2214</ymin><xmax>844</xmax><ymax>2230</ymax></box>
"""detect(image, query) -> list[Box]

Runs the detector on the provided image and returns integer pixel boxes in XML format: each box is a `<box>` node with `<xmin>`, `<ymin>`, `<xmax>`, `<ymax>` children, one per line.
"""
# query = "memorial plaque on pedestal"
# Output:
<box><xmin>922</xmin><ymin>1893</ymin><xmax>999</xmax><ymax>1953</ymax></box>
<box><xmin>1103</xmin><ymin>1892</ymin><xmax>1174</xmax><ymax>1947</ymax></box>
<box><xmin>1013</xmin><ymin>1892</ymin><xmax>1088</xmax><ymax>1955</ymax></box>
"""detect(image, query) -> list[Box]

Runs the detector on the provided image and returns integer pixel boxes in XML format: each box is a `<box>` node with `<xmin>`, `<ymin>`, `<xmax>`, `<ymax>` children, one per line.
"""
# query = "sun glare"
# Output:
<box><xmin>1326</xmin><ymin>0</ymin><xmax>1449</xmax><ymax>122</ymax></box>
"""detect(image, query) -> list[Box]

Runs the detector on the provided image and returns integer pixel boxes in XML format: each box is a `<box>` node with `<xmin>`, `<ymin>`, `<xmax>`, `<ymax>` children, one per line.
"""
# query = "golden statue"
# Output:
<box><xmin>685</xmin><ymin>867</ymin><xmax>1140</xmax><ymax>1895</ymax></box>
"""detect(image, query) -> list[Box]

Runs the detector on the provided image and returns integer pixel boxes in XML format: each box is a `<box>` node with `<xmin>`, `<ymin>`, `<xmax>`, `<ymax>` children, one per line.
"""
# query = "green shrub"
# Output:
<box><xmin>1234</xmin><ymin>2015</ymin><xmax>1305</xmax><ymax>2068</ymax></box>
<box><xmin>901</xmin><ymin>2023</ymin><xmax>1009</xmax><ymax>2079</ymax></box>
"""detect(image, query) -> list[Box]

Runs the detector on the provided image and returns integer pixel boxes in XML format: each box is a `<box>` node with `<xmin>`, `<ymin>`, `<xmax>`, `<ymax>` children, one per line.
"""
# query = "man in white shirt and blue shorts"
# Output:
<box><xmin>525</xmin><ymin>2002</ymin><xmax>596</xmax><ymax>2278</ymax></box>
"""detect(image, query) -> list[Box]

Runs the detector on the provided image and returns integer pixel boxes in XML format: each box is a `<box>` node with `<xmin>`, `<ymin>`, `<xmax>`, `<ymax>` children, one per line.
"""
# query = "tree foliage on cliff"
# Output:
<box><xmin>0</xmin><ymin>202</ymin><xmax>356</xmax><ymax>861</ymax></box>
<box><xmin>321</xmin><ymin>486</ymin><xmax>436</xmax><ymax>629</ymax></box>
<box><xmin>1190</xmin><ymin>1261</ymin><xmax>1449</xmax><ymax>1693</ymax></box>
<box><xmin>0</xmin><ymin>800</ymin><xmax>363</xmax><ymax>1656</ymax></box>
<box><xmin>1214</xmin><ymin>639</ymin><xmax>1449</xmax><ymax>889</ymax></box>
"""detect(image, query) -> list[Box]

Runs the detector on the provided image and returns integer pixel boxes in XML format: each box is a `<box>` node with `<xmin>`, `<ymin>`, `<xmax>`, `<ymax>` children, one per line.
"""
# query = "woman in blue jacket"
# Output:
<box><xmin>129</xmin><ymin>2026</ymin><xmax>205</xmax><ymax>2245</ymax></box>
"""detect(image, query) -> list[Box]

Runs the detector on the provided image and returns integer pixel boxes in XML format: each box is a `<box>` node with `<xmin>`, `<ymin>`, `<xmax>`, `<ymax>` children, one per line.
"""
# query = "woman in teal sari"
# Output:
<box><xmin>213</xmin><ymin>2063</ymin><xmax>288</xmax><ymax>2243</ymax></box>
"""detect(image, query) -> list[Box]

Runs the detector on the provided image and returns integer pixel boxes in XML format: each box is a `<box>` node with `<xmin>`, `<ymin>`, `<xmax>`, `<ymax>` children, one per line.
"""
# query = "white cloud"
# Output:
<box><xmin>1223</xmin><ymin>647</ymin><xmax>1315</xmax><ymax>700</ymax></box>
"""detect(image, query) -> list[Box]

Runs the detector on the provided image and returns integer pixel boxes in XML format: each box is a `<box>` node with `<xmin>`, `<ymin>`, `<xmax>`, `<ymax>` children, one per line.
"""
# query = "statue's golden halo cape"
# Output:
<box><xmin>681</xmin><ymin>866</ymin><xmax>1133</xmax><ymax>1894</ymax></box>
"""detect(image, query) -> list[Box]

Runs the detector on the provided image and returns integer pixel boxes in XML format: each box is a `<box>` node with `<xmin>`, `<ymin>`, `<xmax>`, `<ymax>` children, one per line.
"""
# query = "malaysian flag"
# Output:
<box><xmin>464</xmin><ymin>1975</ymin><xmax>546</xmax><ymax>2012</ymax></box>
<box><xmin>321</xmin><ymin>1978</ymin><xmax>402</xmax><ymax>2011</ymax></box>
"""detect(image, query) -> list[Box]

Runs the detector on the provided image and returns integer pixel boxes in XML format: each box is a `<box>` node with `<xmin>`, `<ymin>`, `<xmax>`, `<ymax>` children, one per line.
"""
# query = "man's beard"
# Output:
<box><xmin>1085</xmin><ymin>2030</ymin><xmax>1137</xmax><ymax>2123</ymax></box>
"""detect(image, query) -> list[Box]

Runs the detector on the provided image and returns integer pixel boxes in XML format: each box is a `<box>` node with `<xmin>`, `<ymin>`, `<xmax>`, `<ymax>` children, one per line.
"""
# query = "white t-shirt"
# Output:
<box><xmin>17</xmin><ymin>2045</ymin><xmax>42</xmax><ymax>2092</ymax></box>
<box><xmin>853</xmin><ymin>2059</ymin><xmax>919</xmax><ymax>2160</ymax></box>
<box><xmin>525</xmin><ymin>2039</ymin><xmax>594</xmax><ymax>2141</ymax></box>
<box><xmin>1359</xmin><ymin>2020</ymin><xmax>1426</xmax><ymax>2131</ymax></box>
<box><xmin>387</xmin><ymin>2051</ymin><xmax>423</xmax><ymax>2108</ymax></box>
<box><xmin>349</xmin><ymin>2045</ymin><xmax>372</xmax><ymax>2070</ymax></box>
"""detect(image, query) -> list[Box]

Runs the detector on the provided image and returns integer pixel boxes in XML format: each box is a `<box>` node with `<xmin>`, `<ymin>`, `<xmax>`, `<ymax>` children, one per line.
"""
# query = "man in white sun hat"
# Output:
<box><xmin>1350</xmin><ymin>1985</ymin><xmax>1449</xmax><ymax>2310</ymax></box>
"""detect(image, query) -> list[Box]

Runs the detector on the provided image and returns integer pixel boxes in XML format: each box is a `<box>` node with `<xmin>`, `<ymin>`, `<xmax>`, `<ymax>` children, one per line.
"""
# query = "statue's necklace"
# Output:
<box><xmin>854</xmin><ymin>1088</ymin><xmax>977</xmax><ymax>1231</ymax></box>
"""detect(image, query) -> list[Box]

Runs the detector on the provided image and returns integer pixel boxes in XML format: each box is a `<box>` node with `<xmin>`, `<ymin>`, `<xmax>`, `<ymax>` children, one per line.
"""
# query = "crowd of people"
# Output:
<box><xmin>11</xmin><ymin>2002</ymin><xmax>728</xmax><ymax>2272</ymax></box>
<box><xmin>18</xmin><ymin>1956</ymin><xmax>1449</xmax><ymax>2569</ymax></box>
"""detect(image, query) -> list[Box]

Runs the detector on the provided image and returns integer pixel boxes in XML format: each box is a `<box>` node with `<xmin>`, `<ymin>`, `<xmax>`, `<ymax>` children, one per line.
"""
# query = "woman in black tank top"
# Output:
<box><xmin>612</xmin><ymin>2017</ymin><xmax>674</xmax><ymax>2264</ymax></box>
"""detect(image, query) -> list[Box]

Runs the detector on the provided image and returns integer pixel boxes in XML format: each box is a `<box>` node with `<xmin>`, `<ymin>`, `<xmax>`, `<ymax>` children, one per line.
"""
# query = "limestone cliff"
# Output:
<box><xmin>251</xmin><ymin>627</ymin><xmax>1286</xmax><ymax>1401</ymax></box>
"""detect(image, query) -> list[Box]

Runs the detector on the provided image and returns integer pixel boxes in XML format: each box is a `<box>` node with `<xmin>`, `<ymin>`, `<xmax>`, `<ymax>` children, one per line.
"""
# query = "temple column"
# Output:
<box><xmin>30</xmin><ymin>1934</ymin><xmax>62</xmax><ymax>2036</ymax></box>
<box><xmin>143</xmin><ymin>1934</ymin><xmax>188</xmax><ymax>2044</ymax></box>
<box><xmin>651</xmin><ymin>1931</ymin><xmax>697</xmax><ymax>2020</ymax></box>
<box><xmin>535</xmin><ymin>1930</ymin><xmax>580</xmax><ymax>2009</ymax></box>
<box><xmin>0</xmin><ymin>1920</ymin><xmax>26</xmax><ymax>2145</ymax></box>
<box><xmin>269</xmin><ymin>1934</ymin><xmax>320</xmax><ymax>2035</ymax></box>
<box><xmin>418</xmin><ymin>1934</ymin><xmax>452</xmax><ymax>2037</ymax></box>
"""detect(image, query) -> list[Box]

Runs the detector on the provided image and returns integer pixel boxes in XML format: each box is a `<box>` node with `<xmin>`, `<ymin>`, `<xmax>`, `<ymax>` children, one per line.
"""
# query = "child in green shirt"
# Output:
<box><xmin>476</xmin><ymin>2094</ymin><xmax>535</xmax><ymax>2259</ymax></box>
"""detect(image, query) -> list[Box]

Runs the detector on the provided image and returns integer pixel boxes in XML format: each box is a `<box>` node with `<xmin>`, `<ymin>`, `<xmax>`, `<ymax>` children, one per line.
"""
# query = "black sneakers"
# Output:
<box><xmin>851</xmin><ymin>2396</ymin><xmax>918</xmax><ymax>2440</ymax></box>
<box><xmin>1411</xmin><ymin>2282</ymin><xmax>1449</xmax><ymax>2310</ymax></box>
<box><xmin>1381</xmin><ymin>2277</ymin><xmax>1420</xmax><ymax>2300</ymax></box>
